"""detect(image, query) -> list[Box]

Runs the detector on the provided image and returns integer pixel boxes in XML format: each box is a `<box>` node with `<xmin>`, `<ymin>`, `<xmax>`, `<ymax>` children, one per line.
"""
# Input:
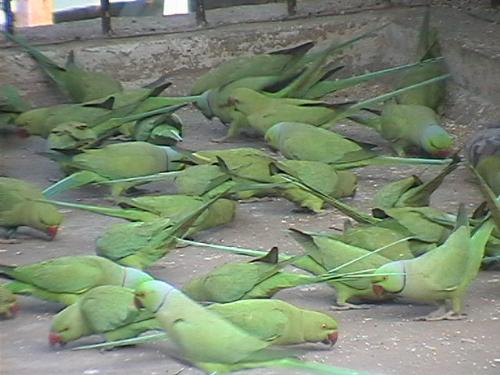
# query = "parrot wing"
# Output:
<box><xmin>80</xmin><ymin>287</ymin><xmax>139</xmax><ymax>332</ymax></box>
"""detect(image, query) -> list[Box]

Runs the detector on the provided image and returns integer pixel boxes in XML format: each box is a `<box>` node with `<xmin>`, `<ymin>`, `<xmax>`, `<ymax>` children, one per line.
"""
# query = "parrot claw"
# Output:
<box><xmin>414</xmin><ymin>310</ymin><xmax>467</xmax><ymax>321</ymax></box>
<box><xmin>330</xmin><ymin>302</ymin><xmax>371</xmax><ymax>310</ymax></box>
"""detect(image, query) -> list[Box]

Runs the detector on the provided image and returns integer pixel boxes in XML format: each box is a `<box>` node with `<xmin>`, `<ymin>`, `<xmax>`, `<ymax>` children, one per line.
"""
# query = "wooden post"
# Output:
<box><xmin>100</xmin><ymin>0</ymin><xmax>112</xmax><ymax>34</ymax></box>
<box><xmin>2</xmin><ymin>0</ymin><xmax>14</xmax><ymax>33</ymax></box>
<box><xmin>16</xmin><ymin>0</ymin><xmax>53</xmax><ymax>27</ymax></box>
<box><xmin>195</xmin><ymin>0</ymin><xmax>207</xmax><ymax>26</ymax></box>
<box><xmin>287</xmin><ymin>0</ymin><xmax>297</xmax><ymax>16</ymax></box>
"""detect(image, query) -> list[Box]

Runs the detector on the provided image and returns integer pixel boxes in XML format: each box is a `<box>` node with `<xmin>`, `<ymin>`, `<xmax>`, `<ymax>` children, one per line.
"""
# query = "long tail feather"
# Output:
<box><xmin>42</xmin><ymin>171</ymin><xmax>105</xmax><ymax>198</ymax></box>
<box><xmin>333</xmin><ymin>155</ymin><xmax>453</xmax><ymax>170</ymax></box>
<box><xmin>40</xmin><ymin>199</ymin><xmax>158</xmax><ymax>222</ymax></box>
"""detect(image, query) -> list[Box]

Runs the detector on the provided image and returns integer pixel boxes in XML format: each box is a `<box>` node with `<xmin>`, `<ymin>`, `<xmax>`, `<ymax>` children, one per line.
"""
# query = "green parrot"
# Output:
<box><xmin>15</xmin><ymin>97</ymin><xmax>114</xmax><ymax>138</ymax></box>
<box><xmin>0</xmin><ymin>177</ymin><xmax>63</xmax><ymax>240</ymax></box>
<box><xmin>289</xmin><ymin>228</ymin><xmax>393</xmax><ymax>309</ymax></box>
<box><xmin>119</xmin><ymin>112</ymin><xmax>183</xmax><ymax>146</ymax></box>
<box><xmin>395</xmin><ymin>7</ymin><xmax>447</xmax><ymax>110</ymax></box>
<box><xmin>49</xmin><ymin>285</ymin><xmax>159</xmax><ymax>347</ymax></box>
<box><xmin>328</xmin><ymin>224</ymin><xmax>415</xmax><ymax>261</ymax></box>
<box><xmin>182</xmin><ymin>247</ymin><xmax>301</xmax><ymax>303</ymax></box>
<box><xmin>135</xmin><ymin>280</ymin><xmax>363</xmax><ymax>374</ymax></box>
<box><xmin>190</xmin><ymin>41</ymin><xmax>315</xmax><ymax>95</ymax></box>
<box><xmin>350</xmin><ymin>104</ymin><xmax>454</xmax><ymax>157</ymax></box>
<box><xmin>4</xmin><ymin>32</ymin><xmax>123</xmax><ymax>102</ymax></box>
<box><xmin>270</xmin><ymin>160</ymin><xmax>357</xmax><ymax>212</ymax></box>
<box><xmin>373</xmin><ymin>155</ymin><xmax>460</xmax><ymax>209</ymax></box>
<box><xmin>0</xmin><ymin>255</ymin><xmax>153</xmax><ymax>305</ymax></box>
<box><xmin>465</xmin><ymin>125</ymin><xmax>500</xmax><ymax>195</ymax></box>
<box><xmin>47</xmin><ymin>104</ymin><xmax>186</xmax><ymax>153</ymax></box>
<box><xmin>43</xmin><ymin>141</ymin><xmax>198</xmax><ymax>197</ymax></box>
<box><xmin>15</xmin><ymin>78</ymin><xmax>173</xmax><ymax>139</ymax></box>
<box><xmin>265</xmin><ymin>121</ymin><xmax>452</xmax><ymax>169</ymax></box>
<box><xmin>73</xmin><ymin>298</ymin><xmax>338</xmax><ymax>350</ymax></box>
<box><xmin>0</xmin><ymin>284</ymin><xmax>18</xmax><ymax>319</ymax></box>
<box><xmin>95</xmin><ymin>193</ymin><xmax>236</xmax><ymax>269</ymax></box>
<box><xmin>0</xmin><ymin>84</ymin><xmax>30</xmax><ymax>133</ymax></box>
<box><xmin>372</xmin><ymin>205</ymin><xmax>495</xmax><ymax>320</ymax></box>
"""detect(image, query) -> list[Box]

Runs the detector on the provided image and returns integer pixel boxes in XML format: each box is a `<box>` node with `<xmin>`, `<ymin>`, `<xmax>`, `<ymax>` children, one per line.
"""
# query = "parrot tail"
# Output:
<box><xmin>0</xmin><ymin>264</ymin><xmax>16</xmax><ymax>279</ymax></box>
<box><xmin>4</xmin><ymin>32</ymin><xmax>63</xmax><ymax>79</ymax></box>
<box><xmin>228</xmin><ymin>357</ymin><xmax>370</xmax><ymax>375</ymax></box>
<box><xmin>42</xmin><ymin>198</ymin><xmax>158</xmax><ymax>222</ymax></box>
<box><xmin>42</xmin><ymin>171</ymin><xmax>106</xmax><ymax>198</ymax></box>
<box><xmin>333</xmin><ymin>155</ymin><xmax>454</xmax><ymax>170</ymax></box>
<box><xmin>72</xmin><ymin>332</ymin><xmax>168</xmax><ymax>351</ymax></box>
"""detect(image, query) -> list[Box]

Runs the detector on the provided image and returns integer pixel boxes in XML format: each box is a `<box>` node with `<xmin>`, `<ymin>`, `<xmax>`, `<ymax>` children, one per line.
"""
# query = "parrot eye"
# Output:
<box><xmin>321</xmin><ymin>324</ymin><xmax>327</xmax><ymax>329</ymax></box>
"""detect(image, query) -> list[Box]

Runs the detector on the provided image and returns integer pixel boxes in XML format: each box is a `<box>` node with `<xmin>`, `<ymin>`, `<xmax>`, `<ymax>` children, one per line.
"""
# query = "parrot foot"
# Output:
<box><xmin>330</xmin><ymin>302</ymin><xmax>371</xmax><ymax>310</ymax></box>
<box><xmin>414</xmin><ymin>310</ymin><xmax>467</xmax><ymax>321</ymax></box>
<box><xmin>211</xmin><ymin>135</ymin><xmax>236</xmax><ymax>143</ymax></box>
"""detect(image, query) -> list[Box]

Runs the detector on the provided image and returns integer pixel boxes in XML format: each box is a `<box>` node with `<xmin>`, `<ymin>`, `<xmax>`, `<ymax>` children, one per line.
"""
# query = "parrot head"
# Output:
<box><xmin>134</xmin><ymin>280</ymin><xmax>177</xmax><ymax>313</ymax></box>
<box><xmin>47</xmin><ymin>121</ymin><xmax>97</xmax><ymax>151</ymax></box>
<box><xmin>302</xmin><ymin>310</ymin><xmax>339</xmax><ymax>347</ymax></box>
<box><xmin>227</xmin><ymin>88</ymin><xmax>263</xmax><ymax>114</ymax></box>
<box><xmin>420</xmin><ymin>125</ymin><xmax>454</xmax><ymax>158</ymax></box>
<box><xmin>371</xmin><ymin>261</ymin><xmax>406</xmax><ymax>297</ymax></box>
<box><xmin>122</xmin><ymin>267</ymin><xmax>154</xmax><ymax>289</ymax></box>
<box><xmin>264</xmin><ymin>122</ymin><xmax>283</xmax><ymax>149</ymax></box>
<box><xmin>14</xmin><ymin>108</ymin><xmax>49</xmax><ymax>137</ymax></box>
<box><xmin>29</xmin><ymin>203</ymin><xmax>63</xmax><ymax>240</ymax></box>
<box><xmin>49</xmin><ymin>304</ymin><xmax>88</xmax><ymax>347</ymax></box>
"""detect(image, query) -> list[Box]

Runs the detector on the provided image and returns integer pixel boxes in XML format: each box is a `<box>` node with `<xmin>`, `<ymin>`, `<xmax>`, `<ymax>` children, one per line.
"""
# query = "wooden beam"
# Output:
<box><xmin>100</xmin><ymin>0</ymin><xmax>112</xmax><ymax>34</ymax></box>
<box><xmin>196</xmin><ymin>0</ymin><xmax>207</xmax><ymax>25</ymax></box>
<box><xmin>287</xmin><ymin>0</ymin><xmax>296</xmax><ymax>16</ymax></box>
<box><xmin>16</xmin><ymin>0</ymin><xmax>53</xmax><ymax>27</ymax></box>
<box><xmin>2</xmin><ymin>0</ymin><xmax>14</xmax><ymax>33</ymax></box>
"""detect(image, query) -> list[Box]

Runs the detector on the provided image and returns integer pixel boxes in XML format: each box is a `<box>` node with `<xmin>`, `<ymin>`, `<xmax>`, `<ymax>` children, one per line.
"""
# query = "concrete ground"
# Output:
<box><xmin>1</xmin><ymin>3</ymin><xmax>500</xmax><ymax>375</ymax></box>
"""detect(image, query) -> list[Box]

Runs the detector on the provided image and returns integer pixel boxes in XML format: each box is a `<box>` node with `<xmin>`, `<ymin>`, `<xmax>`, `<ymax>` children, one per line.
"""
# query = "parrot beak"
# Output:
<box><xmin>432</xmin><ymin>149</ymin><xmax>453</xmax><ymax>158</ymax></box>
<box><xmin>134</xmin><ymin>296</ymin><xmax>144</xmax><ymax>310</ymax></box>
<box><xmin>48</xmin><ymin>332</ymin><xmax>63</xmax><ymax>347</ymax></box>
<box><xmin>322</xmin><ymin>331</ymin><xmax>339</xmax><ymax>347</ymax></box>
<box><xmin>15</xmin><ymin>127</ymin><xmax>30</xmax><ymax>138</ymax></box>
<box><xmin>372</xmin><ymin>284</ymin><xmax>385</xmax><ymax>297</ymax></box>
<box><xmin>47</xmin><ymin>226</ymin><xmax>59</xmax><ymax>240</ymax></box>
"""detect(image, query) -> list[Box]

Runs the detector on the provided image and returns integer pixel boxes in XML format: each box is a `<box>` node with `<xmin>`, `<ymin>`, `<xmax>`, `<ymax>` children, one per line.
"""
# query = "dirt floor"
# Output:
<box><xmin>1</xmin><ymin>26</ymin><xmax>500</xmax><ymax>375</ymax></box>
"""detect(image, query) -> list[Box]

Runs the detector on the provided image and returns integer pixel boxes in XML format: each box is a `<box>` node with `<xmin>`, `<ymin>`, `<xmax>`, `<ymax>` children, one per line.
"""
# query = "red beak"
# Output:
<box><xmin>15</xmin><ymin>128</ymin><xmax>30</xmax><ymax>138</ymax></box>
<box><xmin>432</xmin><ymin>149</ymin><xmax>453</xmax><ymax>159</ymax></box>
<box><xmin>372</xmin><ymin>284</ymin><xmax>385</xmax><ymax>297</ymax></box>
<box><xmin>324</xmin><ymin>331</ymin><xmax>338</xmax><ymax>347</ymax></box>
<box><xmin>47</xmin><ymin>226</ymin><xmax>59</xmax><ymax>240</ymax></box>
<box><xmin>48</xmin><ymin>332</ymin><xmax>62</xmax><ymax>347</ymax></box>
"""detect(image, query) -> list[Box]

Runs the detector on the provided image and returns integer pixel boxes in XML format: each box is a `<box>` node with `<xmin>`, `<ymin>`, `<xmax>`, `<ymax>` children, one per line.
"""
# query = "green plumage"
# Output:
<box><xmin>50</xmin><ymin>285</ymin><xmax>159</xmax><ymax>345</ymax></box>
<box><xmin>5</xmin><ymin>32</ymin><xmax>123</xmax><ymax>102</ymax></box>
<box><xmin>0</xmin><ymin>284</ymin><xmax>17</xmax><ymax>319</ymax></box>
<box><xmin>95</xmin><ymin>194</ymin><xmax>236</xmax><ymax>269</ymax></box>
<box><xmin>190</xmin><ymin>41</ymin><xmax>314</xmax><ymax>95</ymax></box>
<box><xmin>372</xmin><ymin>206</ymin><xmax>494</xmax><ymax>320</ymax></box>
<box><xmin>0</xmin><ymin>255</ymin><xmax>152</xmax><ymax>305</ymax></box>
<box><xmin>182</xmin><ymin>247</ymin><xmax>299</xmax><ymax>302</ymax></box>
<box><xmin>0</xmin><ymin>177</ymin><xmax>63</xmax><ymax>239</ymax></box>
<box><xmin>373</xmin><ymin>156</ymin><xmax>459</xmax><ymax>209</ymax></box>
<box><xmin>136</xmin><ymin>280</ymin><xmax>357</xmax><ymax>374</ymax></box>
<box><xmin>43</xmin><ymin>142</ymin><xmax>195</xmax><ymax>196</ymax></box>
<box><xmin>395</xmin><ymin>7</ymin><xmax>447</xmax><ymax>110</ymax></box>
<box><xmin>289</xmin><ymin>229</ymin><xmax>392</xmax><ymax>308</ymax></box>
